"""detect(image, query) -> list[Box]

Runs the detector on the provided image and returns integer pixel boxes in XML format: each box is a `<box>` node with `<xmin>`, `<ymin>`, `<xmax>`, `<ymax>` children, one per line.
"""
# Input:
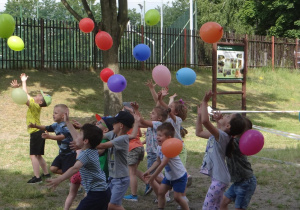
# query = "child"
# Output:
<box><xmin>28</xmin><ymin>104</ymin><xmax>76</xmax><ymax>175</ymax></box>
<box><xmin>195</xmin><ymin>90</ymin><xmax>246</xmax><ymax>210</ymax></box>
<box><xmin>10</xmin><ymin>73</ymin><xmax>52</xmax><ymax>183</ymax></box>
<box><xmin>96</xmin><ymin>111</ymin><xmax>139</xmax><ymax>210</ymax></box>
<box><xmin>143</xmin><ymin>122</ymin><xmax>189</xmax><ymax>210</ymax></box>
<box><xmin>47</xmin><ymin>111</ymin><xmax>110</xmax><ymax>210</ymax></box>
<box><xmin>220</xmin><ymin>117</ymin><xmax>257</xmax><ymax>210</ymax></box>
<box><xmin>131</xmin><ymin>102</ymin><xmax>169</xmax><ymax>196</ymax></box>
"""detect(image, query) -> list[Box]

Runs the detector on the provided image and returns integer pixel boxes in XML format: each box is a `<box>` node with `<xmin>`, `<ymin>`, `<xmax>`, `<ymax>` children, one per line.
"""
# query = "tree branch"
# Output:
<box><xmin>81</xmin><ymin>0</ymin><xmax>96</xmax><ymax>21</ymax></box>
<box><xmin>61</xmin><ymin>0</ymin><xmax>82</xmax><ymax>21</ymax></box>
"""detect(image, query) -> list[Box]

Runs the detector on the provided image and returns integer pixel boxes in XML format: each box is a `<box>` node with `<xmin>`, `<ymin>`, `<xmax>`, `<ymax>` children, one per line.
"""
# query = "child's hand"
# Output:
<box><xmin>169</xmin><ymin>93</ymin><xmax>177</xmax><ymax>100</ymax></box>
<box><xmin>197</xmin><ymin>104</ymin><xmax>202</xmax><ymax>116</ymax></box>
<box><xmin>202</xmin><ymin>90</ymin><xmax>213</xmax><ymax>103</ymax></box>
<box><xmin>42</xmin><ymin>131</ymin><xmax>50</xmax><ymax>139</ymax></box>
<box><xmin>70</xmin><ymin>141</ymin><xmax>80</xmax><ymax>150</ymax></box>
<box><xmin>10</xmin><ymin>80</ymin><xmax>20</xmax><ymax>88</ymax></box>
<box><xmin>130</xmin><ymin>102</ymin><xmax>139</xmax><ymax>111</ymax></box>
<box><xmin>142</xmin><ymin>172</ymin><xmax>149</xmax><ymax>179</ymax></box>
<box><xmin>161</xmin><ymin>87</ymin><xmax>169</xmax><ymax>98</ymax></box>
<box><xmin>124</xmin><ymin>106</ymin><xmax>134</xmax><ymax>114</ymax></box>
<box><xmin>72</xmin><ymin>120</ymin><xmax>82</xmax><ymax>129</ymax></box>
<box><xmin>46</xmin><ymin>178</ymin><xmax>60</xmax><ymax>190</ymax></box>
<box><xmin>134</xmin><ymin>113</ymin><xmax>140</xmax><ymax>122</ymax></box>
<box><xmin>28</xmin><ymin>123</ymin><xmax>36</xmax><ymax>128</ymax></box>
<box><xmin>20</xmin><ymin>73</ymin><xmax>28</xmax><ymax>82</ymax></box>
<box><xmin>145</xmin><ymin>80</ymin><xmax>156</xmax><ymax>89</ymax></box>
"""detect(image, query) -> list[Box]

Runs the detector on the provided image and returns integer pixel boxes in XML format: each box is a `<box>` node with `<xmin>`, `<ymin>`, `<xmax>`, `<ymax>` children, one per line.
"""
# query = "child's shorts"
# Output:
<box><xmin>224</xmin><ymin>175</ymin><xmax>257</xmax><ymax>209</ymax></box>
<box><xmin>77</xmin><ymin>188</ymin><xmax>111</xmax><ymax>210</ymax></box>
<box><xmin>30</xmin><ymin>130</ymin><xmax>45</xmax><ymax>155</ymax></box>
<box><xmin>108</xmin><ymin>176</ymin><xmax>130</xmax><ymax>205</ymax></box>
<box><xmin>127</xmin><ymin>146</ymin><xmax>144</xmax><ymax>165</ymax></box>
<box><xmin>162</xmin><ymin>172</ymin><xmax>187</xmax><ymax>193</ymax></box>
<box><xmin>146</xmin><ymin>152</ymin><xmax>157</xmax><ymax>169</ymax></box>
<box><xmin>70</xmin><ymin>171</ymin><xmax>81</xmax><ymax>184</ymax></box>
<box><xmin>51</xmin><ymin>152</ymin><xmax>76</xmax><ymax>173</ymax></box>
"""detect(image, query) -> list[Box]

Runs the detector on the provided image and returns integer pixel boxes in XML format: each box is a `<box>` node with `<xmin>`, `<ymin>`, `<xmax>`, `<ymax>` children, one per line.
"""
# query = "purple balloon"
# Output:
<box><xmin>239</xmin><ymin>129</ymin><xmax>264</xmax><ymax>156</ymax></box>
<box><xmin>107</xmin><ymin>74</ymin><xmax>127</xmax><ymax>92</ymax></box>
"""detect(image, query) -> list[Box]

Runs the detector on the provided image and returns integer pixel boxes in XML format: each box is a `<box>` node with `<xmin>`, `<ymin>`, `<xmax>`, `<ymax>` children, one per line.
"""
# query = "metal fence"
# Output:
<box><xmin>0</xmin><ymin>18</ymin><xmax>299</xmax><ymax>70</ymax></box>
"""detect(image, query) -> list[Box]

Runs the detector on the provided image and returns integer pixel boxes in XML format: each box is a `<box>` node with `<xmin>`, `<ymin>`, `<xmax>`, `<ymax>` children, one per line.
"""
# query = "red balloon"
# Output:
<box><xmin>199</xmin><ymin>22</ymin><xmax>223</xmax><ymax>43</ymax></box>
<box><xmin>100</xmin><ymin>68</ymin><xmax>114</xmax><ymax>82</ymax></box>
<box><xmin>239</xmin><ymin>129</ymin><xmax>264</xmax><ymax>156</ymax></box>
<box><xmin>161</xmin><ymin>138</ymin><xmax>183</xmax><ymax>158</ymax></box>
<box><xmin>79</xmin><ymin>18</ymin><xmax>94</xmax><ymax>33</ymax></box>
<box><xmin>95</xmin><ymin>31</ymin><xmax>113</xmax><ymax>51</ymax></box>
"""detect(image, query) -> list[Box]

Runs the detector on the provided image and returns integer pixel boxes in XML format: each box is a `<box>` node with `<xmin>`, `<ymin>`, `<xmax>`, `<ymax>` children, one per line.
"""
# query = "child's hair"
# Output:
<box><xmin>243</xmin><ymin>117</ymin><xmax>253</xmax><ymax>130</ymax></box>
<box><xmin>80</xmin><ymin>123</ymin><xmax>103</xmax><ymax>149</ymax></box>
<box><xmin>157</xmin><ymin>122</ymin><xmax>175</xmax><ymax>138</ymax></box>
<box><xmin>226</xmin><ymin>113</ymin><xmax>246</xmax><ymax>158</ymax></box>
<box><xmin>180</xmin><ymin>126</ymin><xmax>188</xmax><ymax>138</ymax></box>
<box><xmin>54</xmin><ymin>104</ymin><xmax>68</xmax><ymax>112</ymax></box>
<box><xmin>154</xmin><ymin>106</ymin><xmax>169</xmax><ymax>122</ymax></box>
<box><xmin>40</xmin><ymin>98</ymin><xmax>48</xmax><ymax>107</ymax></box>
<box><xmin>172</xmin><ymin>100</ymin><xmax>188</xmax><ymax>121</ymax></box>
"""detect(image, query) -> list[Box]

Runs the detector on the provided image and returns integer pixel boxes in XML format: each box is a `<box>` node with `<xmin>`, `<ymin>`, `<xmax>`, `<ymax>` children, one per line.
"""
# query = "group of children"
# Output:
<box><xmin>11</xmin><ymin>73</ymin><xmax>256</xmax><ymax>210</ymax></box>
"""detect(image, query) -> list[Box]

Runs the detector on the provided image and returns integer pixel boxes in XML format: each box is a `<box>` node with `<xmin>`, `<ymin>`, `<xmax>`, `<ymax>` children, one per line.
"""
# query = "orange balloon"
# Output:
<box><xmin>199</xmin><ymin>22</ymin><xmax>223</xmax><ymax>43</ymax></box>
<box><xmin>161</xmin><ymin>138</ymin><xmax>183</xmax><ymax>158</ymax></box>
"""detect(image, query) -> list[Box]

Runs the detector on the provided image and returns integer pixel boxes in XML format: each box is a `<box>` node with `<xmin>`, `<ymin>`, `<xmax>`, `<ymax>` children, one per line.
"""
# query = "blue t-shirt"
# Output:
<box><xmin>45</xmin><ymin>122</ymin><xmax>73</xmax><ymax>155</ymax></box>
<box><xmin>77</xmin><ymin>149</ymin><xmax>108</xmax><ymax>193</ymax></box>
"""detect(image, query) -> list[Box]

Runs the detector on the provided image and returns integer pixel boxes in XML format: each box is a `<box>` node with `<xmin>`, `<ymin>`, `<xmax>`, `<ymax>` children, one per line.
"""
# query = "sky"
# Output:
<box><xmin>0</xmin><ymin>0</ymin><xmax>174</xmax><ymax>13</ymax></box>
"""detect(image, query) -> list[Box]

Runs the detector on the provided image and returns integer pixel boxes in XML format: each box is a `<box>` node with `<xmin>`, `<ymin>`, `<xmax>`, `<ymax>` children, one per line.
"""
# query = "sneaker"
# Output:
<box><xmin>177</xmin><ymin>196</ymin><xmax>189</xmax><ymax>209</ymax></box>
<box><xmin>123</xmin><ymin>194</ymin><xmax>138</xmax><ymax>202</ymax></box>
<box><xmin>41</xmin><ymin>173</ymin><xmax>51</xmax><ymax>179</ymax></box>
<box><xmin>153</xmin><ymin>195</ymin><xmax>172</xmax><ymax>203</ymax></box>
<box><xmin>187</xmin><ymin>175</ymin><xmax>193</xmax><ymax>187</ymax></box>
<box><xmin>144</xmin><ymin>184</ymin><xmax>153</xmax><ymax>195</ymax></box>
<box><xmin>27</xmin><ymin>176</ymin><xmax>42</xmax><ymax>184</ymax></box>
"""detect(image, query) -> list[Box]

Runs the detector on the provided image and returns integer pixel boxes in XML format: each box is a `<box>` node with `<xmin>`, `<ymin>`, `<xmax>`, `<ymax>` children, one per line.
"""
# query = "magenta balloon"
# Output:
<box><xmin>239</xmin><ymin>129</ymin><xmax>264</xmax><ymax>156</ymax></box>
<box><xmin>107</xmin><ymin>74</ymin><xmax>127</xmax><ymax>92</ymax></box>
<box><xmin>152</xmin><ymin>65</ymin><xmax>171</xmax><ymax>87</ymax></box>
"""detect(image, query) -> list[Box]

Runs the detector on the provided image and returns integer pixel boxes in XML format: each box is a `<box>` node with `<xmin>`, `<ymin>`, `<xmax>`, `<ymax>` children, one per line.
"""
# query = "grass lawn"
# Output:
<box><xmin>0</xmin><ymin>67</ymin><xmax>300</xmax><ymax>209</ymax></box>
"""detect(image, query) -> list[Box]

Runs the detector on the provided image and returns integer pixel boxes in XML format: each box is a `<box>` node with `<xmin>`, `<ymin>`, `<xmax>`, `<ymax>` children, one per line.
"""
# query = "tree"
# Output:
<box><xmin>238</xmin><ymin>0</ymin><xmax>300</xmax><ymax>38</ymax></box>
<box><xmin>61</xmin><ymin>0</ymin><xmax>128</xmax><ymax>115</ymax></box>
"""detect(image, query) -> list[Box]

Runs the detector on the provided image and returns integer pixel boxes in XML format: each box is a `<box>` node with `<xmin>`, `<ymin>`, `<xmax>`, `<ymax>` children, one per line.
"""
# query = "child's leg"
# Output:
<box><xmin>64</xmin><ymin>183</ymin><xmax>80</xmax><ymax>210</ymax></box>
<box><xmin>174</xmin><ymin>191</ymin><xmax>189</xmax><ymax>210</ymax></box>
<box><xmin>30</xmin><ymin>155</ymin><xmax>42</xmax><ymax>178</ymax></box>
<box><xmin>157</xmin><ymin>184</ymin><xmax>171</xmax><ymax>209</ymax></box>
<box><xmin>36</xmin><ymin>155</ymin><xmax>49</xmax><ymax>175</ymax></box>
<box><xmin>203</xmin><ymin>178</ymin><xmax>228</xmax><ymax>210</ymax></box>
<box><xmin>128</xmin><ymin>163</ymin><xmax>139</xmax><ymax>195</ymax></box>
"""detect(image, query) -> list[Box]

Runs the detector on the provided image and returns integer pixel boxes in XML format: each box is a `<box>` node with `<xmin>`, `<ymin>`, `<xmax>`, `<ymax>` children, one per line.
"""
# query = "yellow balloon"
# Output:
<box><xmin>11</xmin><ymin>88</ymin><xmax>28</xmax><ymax>105</ymax></box>
<box><xmin>7</xmin><ymin>36</ymin><xmax>24</xmax><ymax>51</ymax></box>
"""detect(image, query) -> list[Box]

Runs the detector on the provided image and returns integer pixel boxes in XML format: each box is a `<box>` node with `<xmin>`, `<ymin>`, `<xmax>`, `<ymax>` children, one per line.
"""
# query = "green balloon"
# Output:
<box><xmin>7</xmin><ymin>36</ymin><xmax>24</xmax><ymax>51</ymax></box>
<box><xmin>145</xmin><ymin>9</ymin><xmax>160</xmax><ymax>26</ymax></box>
<box><xmin>0</xmin><ymin>14</ymin><xmax>15</xmax><ymax>39</ymax></box>
<box><xmin>11</xmin><ymin>88</ymin><xmax>28</xmax><ymax>105</ymax></box>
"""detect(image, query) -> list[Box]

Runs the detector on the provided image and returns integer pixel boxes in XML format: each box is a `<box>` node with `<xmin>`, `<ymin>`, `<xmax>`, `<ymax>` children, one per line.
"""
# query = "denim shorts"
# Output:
<box><xmin>147</xmin><ymin>152</ymin><xmax>157</xmax><ymax>169</ymax></box>
<box><xmin>108</xmin><ymin>176</ymin><xmax>130</xmax><ymax>205</ymax></box>
<box><xmin>162</xmin><ymin>173</ymin><xmax>187</xmax><ymax>193</ymax></box>
<box><xmin>224</xmin><ymin>175</ymin><xmax>257</xmax><ymax>209</ymax></box>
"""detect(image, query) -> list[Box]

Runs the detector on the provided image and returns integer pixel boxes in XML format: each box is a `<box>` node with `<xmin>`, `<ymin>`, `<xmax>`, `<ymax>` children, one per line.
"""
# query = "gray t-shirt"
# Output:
<box><xmin>106</xmin><ymin>131</ymin><xmax>129</xmax><ymax>178</ymax></box>
<box><xmin>166</xmin><ymin>116</ymin><xmax>182</xmax><ymax>140</ymax></box>
<box><xmin>226</xmin><ymin>137</ymin><xmax>253</xmax><ymax>182</ymax></box>
<box><xmin>200</xmin><ymin>130</ymin><xmax>231</xmax><ymax>185</ymax></box>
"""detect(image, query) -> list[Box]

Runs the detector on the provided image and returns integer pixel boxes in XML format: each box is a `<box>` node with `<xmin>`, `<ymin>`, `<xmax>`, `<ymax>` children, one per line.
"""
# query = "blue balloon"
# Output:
<box><xmin>176</xmin><ymin>68</ymin><xmax>197</xmax><ymax>85</ymax></box>
<box><xmin>107</xmin><ymin>74</ymin><xmax>127</xmax><ymax>92</ymax></box>
<box><xmin>133</xmin><ymin>44</ymin><xmax>151</xmax><ymax>61</ymax></box>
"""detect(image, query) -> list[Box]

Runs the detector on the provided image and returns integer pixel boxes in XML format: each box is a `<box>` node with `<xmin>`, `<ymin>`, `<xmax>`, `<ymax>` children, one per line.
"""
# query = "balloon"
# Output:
<box><xmin>161</xmin><ymin>138</ymin><xmax>183</xmax><ymax>158</ymax></box>
<box><xmin>0</xmin><ymin>14</ymin><xmax>15</xmax><ymax>39</ymax></box>
<box><xmin>239</xmin><ymin>129</ymin><xmax>264</xmax><ymax>156</ymax></box>
<box><xmin>95</xmin><ymin>31</ymin><xmax>113</xmax><ymax>51</ymax></box>
<box><xmin>7</xmin><ymin>36</ymin><xmax>24</xmax><ymax>51</ymax></box>
<box><xmin>95</xmin><ymin>114</ymin><xmax>101</xmax><ymax>121</ymax></box>
<box><xmin>79</xmin><ymin>18</ymin><xmax>94</xmax><ymax>33</ymax></box>
<box><xmin>100</xmin><ymin>68</ymin><xmax>114</xmax><ymax>83</ymax></box>
<box><xmin>107</xmin><ymin>74</ymin><xmax>127</xmax><ymax>92</ymax></box>
<box><xmin>133</xmin><ymin>44</ymin><xmax>151</xmax><ymax>61</ymax></box>
<box><xmin>145</xmin><ymin>9</ymin><xmax>160</xmax><ymax>26</ymax></box>
<box><xmin>199</xmin><ymin>22</ymin><xmax>223</xmax><ymax>43</ymax></box>
<box><xmin>11</xmin><ymin>88</ymin><xmax>28</xmax><ymax>105</ymax></box>
<box><xmin>152</xmin><ymin>65</ymin><xmax>171</xmax><ymax>87</ymax></box>
<box><xmin>176</xmin><ymin>67</ymin><xmax>197</xmax><ymax>86</ymax></box>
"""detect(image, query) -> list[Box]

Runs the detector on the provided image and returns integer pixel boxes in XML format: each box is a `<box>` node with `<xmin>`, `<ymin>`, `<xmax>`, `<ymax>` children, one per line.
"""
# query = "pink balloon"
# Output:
<box><xmin>239</xmin><ymin>129</ymin><xmax>264</xmax><ymax>156</ymax></box>
<box><xmin>152</xmin><ymin>65</ymin><xmax>171</xmax><ymax>87</ymax></box>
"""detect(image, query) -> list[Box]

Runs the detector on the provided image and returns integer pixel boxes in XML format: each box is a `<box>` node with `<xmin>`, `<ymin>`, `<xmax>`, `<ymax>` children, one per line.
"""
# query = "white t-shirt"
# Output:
<box><xmin>157</xmin><ymin>146</ymin><xmax>186</xmax><ymax>181</ymax></box>
<box><xmin>166</xmin><ymin>116</ymin><xmax>182</xmax><ymax>141</ymax></box>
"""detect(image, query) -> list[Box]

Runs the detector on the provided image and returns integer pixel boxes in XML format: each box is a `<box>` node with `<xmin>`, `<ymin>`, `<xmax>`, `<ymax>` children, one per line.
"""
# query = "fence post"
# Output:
<box><xmin>40</xmin><ymin>18</ymin><xmax>44</xmax><ymax>69</ymax></box>
<box><xmin>184</xmin><ymin>28</ymin><xmax>186</xmax><ymax>67</ymax></box>
<box><xmin>295</xmin><ymin>38</ymin><xmax>298</xmax><ymax>69</ymax></box>
<box><xmin>141</xmin><ymin>25</ymin><xmax>144</xmax><ymax>70</ymax></box>
<box><xmin>272</xmin><ymin>36</ymin><xmax>274</xmax><ymax>71</ymax></box>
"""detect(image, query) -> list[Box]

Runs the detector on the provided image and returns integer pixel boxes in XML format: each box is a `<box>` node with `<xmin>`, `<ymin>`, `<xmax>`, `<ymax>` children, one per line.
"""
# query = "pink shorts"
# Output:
<box><xmin>70</xmin><ymin>171</ymin><xmax>81</xmax><ymax>184</ymax></box>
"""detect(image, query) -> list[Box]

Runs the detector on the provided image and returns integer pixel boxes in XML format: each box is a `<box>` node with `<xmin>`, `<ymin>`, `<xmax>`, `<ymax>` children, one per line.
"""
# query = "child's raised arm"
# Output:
<box><xmin>20</xmin><ymin>73</ymin><xmax>30</xmax><ymax>106</ymax></box>
<box><xmin>64</xmin><ymin>109</ymin><xmax>79</xmax><ymax>140</ymax></box>
<box><xmin>145</xmin><ymin>80</ymin><xmax>160</xmax><ymax>106</ymax></box>
<box><xmin>195</xmin><ymin>104</ymin><xmax>211</xmax><ymax>139</ymax></box>
<box><xmin>201</xmin><ymin>91</ymin><xmax>219</xmax><ymax>140</ymax></box>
